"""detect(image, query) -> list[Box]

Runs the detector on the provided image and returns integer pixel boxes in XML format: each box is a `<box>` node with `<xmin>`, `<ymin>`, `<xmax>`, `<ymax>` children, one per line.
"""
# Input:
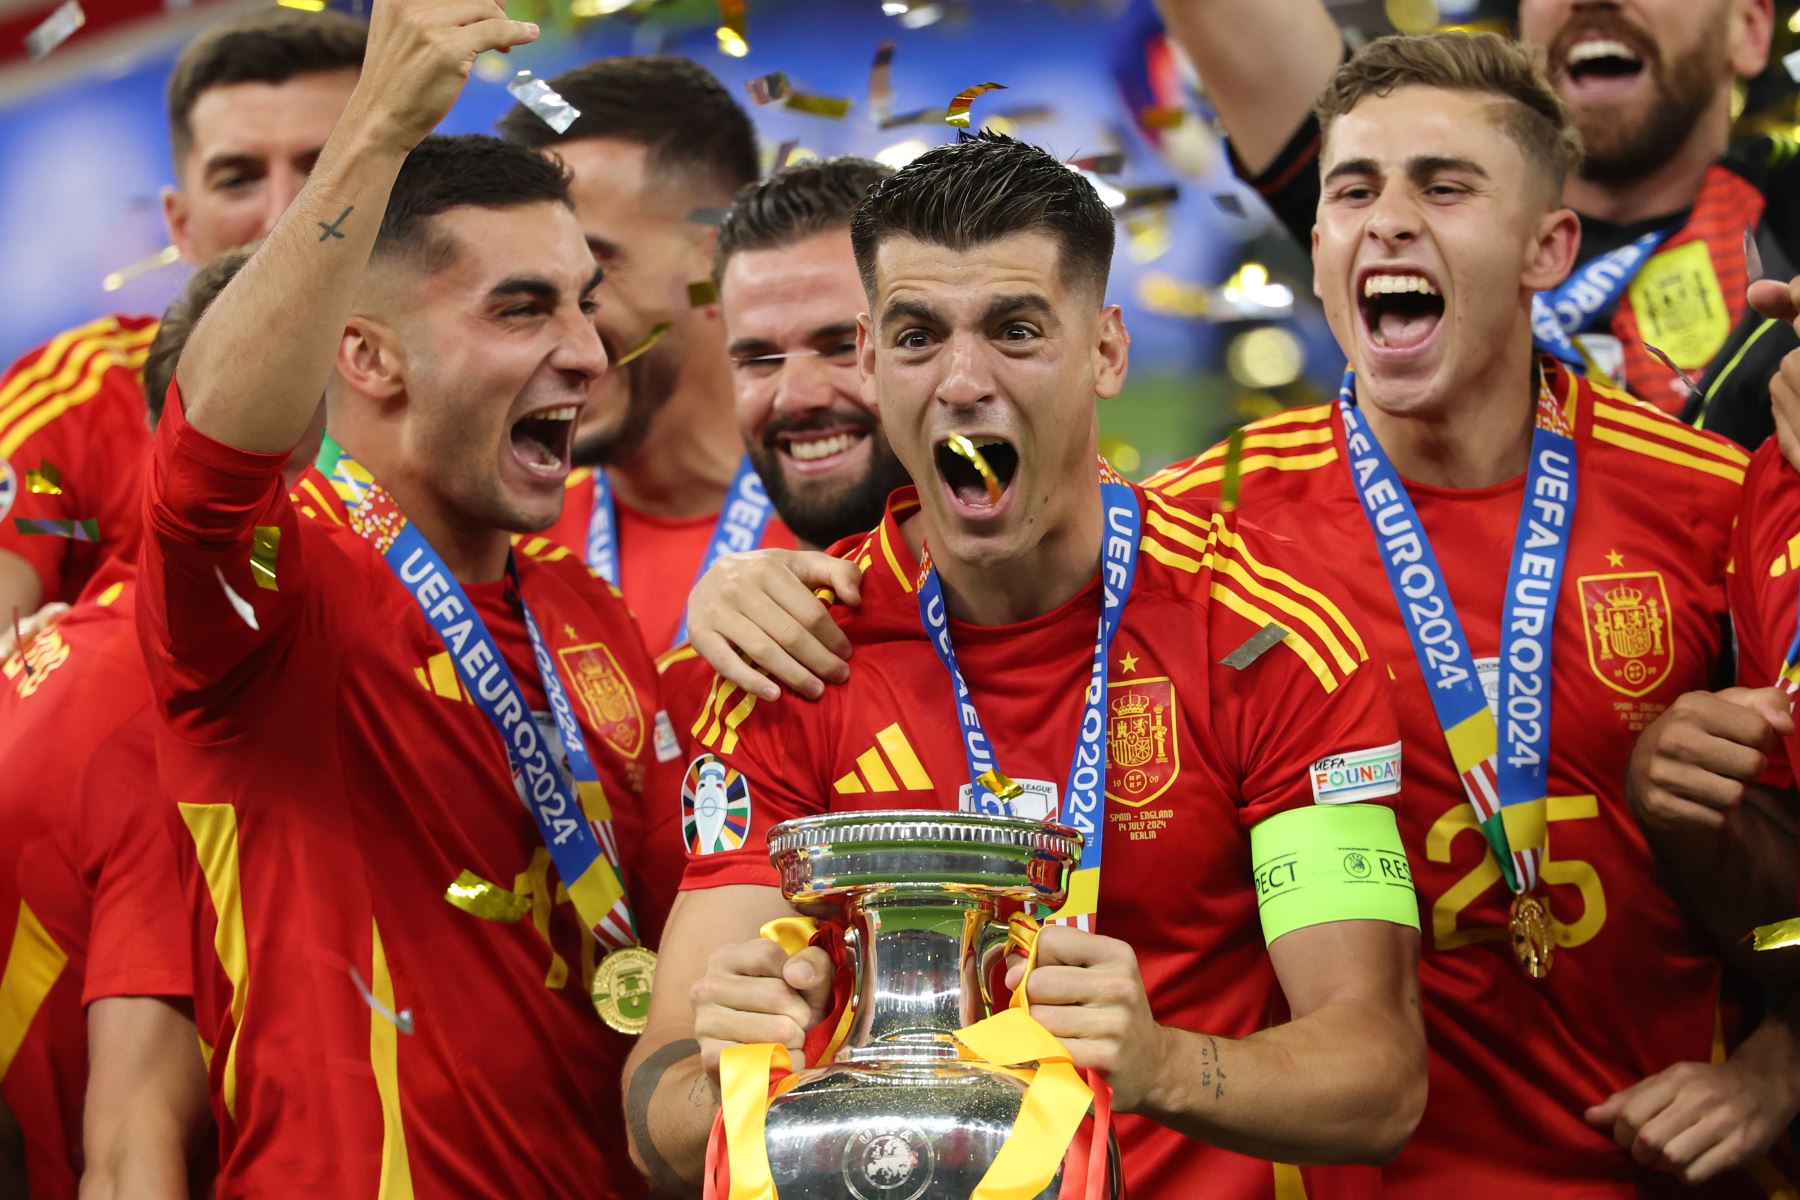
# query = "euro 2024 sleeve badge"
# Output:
<box><xmin>682</xmin><ymin>753</ymin><xmax>751</xmax><ymax>855</ymax></box>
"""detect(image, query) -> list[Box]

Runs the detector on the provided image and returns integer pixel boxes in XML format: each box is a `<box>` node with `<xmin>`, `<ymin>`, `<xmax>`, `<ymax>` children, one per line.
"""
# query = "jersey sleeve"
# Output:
<box><xmin>79</xmin><ymin>719</ymin><xmax>191</xmax><ymax>1003</ymax></box>
<box><xmin>1729</xmin><ymin>447</ymin><xmax>1797</xmax><ymax>787</ymax></box>
<box><xmin>0</xmin><ymin>319</ymin><xmax>155</xmax><ymax>604</ymax></box>
<box><xmin>676</xmin><ymin>671</ymin><xmax>834</xmax><ymax>891</ymax></box>
<box><xmin>135</xmin><ymin>375</ymin><xmax>312</xmax><ymax>740</ymax></box>
<box><xmin>1202</xmin><ymin>512</ymin><xmax>1402</xmax><ymax>827</ymax></box>
<box><xmin>1225</xmin><ymin>109</ymin><xmax>1324</xmax><ymax>248</ymax></box>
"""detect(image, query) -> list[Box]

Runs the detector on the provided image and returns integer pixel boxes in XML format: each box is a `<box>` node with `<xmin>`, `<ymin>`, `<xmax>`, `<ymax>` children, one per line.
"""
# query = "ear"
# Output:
<box><xmin>1310</xmin><ymin>224</ymin><xmax>1324</xmax><ymax>302</ymax></box>
<box><xmin>337</xmin><ymin>315</ymin><xmax>407</xmax><ymax>404</ymax></box>
<box><xmin>1522</xmin><ymin>205</ymin><xmax>1582</xmax><ymax>293</ymax></box>
<box><xmin>856</xmin><ymin>312</ymin><xmax>879</xmax><ymax>411</ymax></box>
<box><xmin>1729</xmin><ymin>0</ymin><xmax>1774</xmax><ymax>78</ymax></box>
<box><xmin>163</xmin><ymin>185</ymin><xmax>197</xmax><ymax>265</ymax></box>
<box><xmin>1092</xmin><ymin>305</ymin><xmax>1130</xmax><ymax>400</ymax></box>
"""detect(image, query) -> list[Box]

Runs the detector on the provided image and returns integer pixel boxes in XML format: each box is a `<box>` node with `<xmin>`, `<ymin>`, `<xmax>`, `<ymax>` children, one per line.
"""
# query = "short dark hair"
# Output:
<box><xmin>496</xmin><ymin>56</ymin><xmax>758</xmax><ymax>200</ymax></box>
<box><xmin>145</xmin><ymin>244</ymin><xmax>256</xmax><ymax>428</ymax></box>
<box><xmin>167</xmin><ymin>8</ymin><xmax>365</xmax><ymax>168</ymax></box>
<box><xmin>373</xmin><ymin>134</ymin><xmax>575</xmax><ymax>273</ymax></box>
<box><xmin>849</xmin><ymin>131</ymin><xmax>1114</xmax><ymax>301</ymax></box>
<box><xmin>714</xmin><ymin>157</ymin><xmax>893</xmax><ymax>287</ymax></box>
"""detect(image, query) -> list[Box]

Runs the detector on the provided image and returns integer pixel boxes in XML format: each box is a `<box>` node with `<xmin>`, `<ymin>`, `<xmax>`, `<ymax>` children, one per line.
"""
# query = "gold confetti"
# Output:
<box><xmin>784</xmin><ymin>92</ymin><xmax>853</xmax><ymax>118</ymax></box>
<box><xmin>716</xmin><ymin>0</ymin><xmax>748</xmax><ymax>56</ymax></box>
<box><xmin>687</xmin><ymin>279</ymin><xmax>718</xmax><ymax>308</ymax></box>
<box><xmin>24</xmin><ymin>461</ymin><xmax>61</xmax><ymax>495</ymax></box>
<box><xmin>945</xmin><ymin>82</ymin><xmax>1007</xmax><ymax>128</ymax></box>
<box><xmin>251</xmin><ymin>525</ymin><xmax>281</xmax><ymax>591</ymax></box>
<box><xmin>1138</xmin><ymin>107</ymin><xmax>1187</xmax><ymax>130</ymax></box>
<box><xmin>870</xmin><ymin>40</ymin><xmax>896</xmax><ymax>123</ymax></box>
<box><xmin>1220</xmin><ymin>426</ymin><xmax>1247</xmax><ymax>511</ymax></box>
<box><xmin>976</xmin><ymin>768</ymin><xmax>1025</xmax><ymax>801</ymax></box>
<box><xmin>880</xmin><ymin>106</ymin><xmax>948</xmax><ymax>129</ymax></box>
<box><xmin>444</xmin><ymin>870</ymin><xmax>533</xmax><ymax>923</ymax></box>
<box><xmin>102</xmin><ymin>245</ymin><xmax>180</xmax><ymax>294</ymax></box>
<box><xmin>1219</xmin><ymin>622</ymin><xmax>1290</xmax><ymax>669</ymax></box>
<box><xmin>945</xmin><ymin>434</ymin><xmax>1004</xmax><ymax>503</ymax></box>
<box><xmin>1384</xmin><ymin>0</ymin><xmax>1440</xmax><ymax>34</ymax></box>
<box><xmin>1753</xmin><ymin>917</ymin><xmax>1800</xmax><ymax>951</ymax></box>
<box><xmin>614</xmin><ymin>322</ymin><xmax>672</xmax><ymax>367</ymax></box>
<box><xmin>275</xmin><ymin>0</ymin><xmax>326</xmax><ymax>9</ymax></box>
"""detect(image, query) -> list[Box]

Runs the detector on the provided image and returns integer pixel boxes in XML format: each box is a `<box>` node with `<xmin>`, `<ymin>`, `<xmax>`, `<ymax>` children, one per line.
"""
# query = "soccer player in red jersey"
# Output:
<box><xmin>498</xmin><ymin>59</ymin><xmax>796</xmax><ymax>654</ymax></box>
<box><xmin>0</xmin><ymin>245</ymin><xmax>259</xmax><ymax>1200</ymax></box>
<box><xmin>1140</xmin><ymin>33</ymin><xmax>1797</xmax><ymax>1196</ymax></box>
<box><xmin>135</xmin><ymin>0</ymin><xmax>678</xmax><ymax>1190</ymax></box>
<box><xmin>1149</xmin><ymin>0</ymin><xmax>1795</xmax><ymax>438</ymax></box>
<box><xmin>0</xmin><ymin>9</ymin><xmax>364</xmax><ymax>623</ymax></box>
<box><xmin>624</xmin><ymin>130</ymin><xmax>1427</xmax><ymax>1199</ymax></box>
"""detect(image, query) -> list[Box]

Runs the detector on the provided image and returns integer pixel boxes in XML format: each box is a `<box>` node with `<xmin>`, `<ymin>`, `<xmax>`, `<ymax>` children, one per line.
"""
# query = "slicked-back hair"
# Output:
<box><xmin>496</xmin><ymin>56</ymin><xmax>758</xmax><ymax>200</ymax></box>
<box><xmin>714</xmin><ymin>156</ymin><xmax>893</xmax><ymax>287</ymax></box>
<box><xmin>373</xmin><ymin>134</ymin><xmax>576</xmax><ymax>274</ymax></box>
<box><xmin>1316</xmin><ymin>32</ymin><xmax>1583</xmax><ymax>199</ymax></box>
<box><xmin>849</xmin><ymin>131</ymin><xmax>1114</xmax><ymax>303</ymax></box>
<box><xmin>145</xmin><ymin>244</ymin><xmax>257</xmax><ymax>428</ymax></box>
<box><xmin>167</xmin><ymin>8</ymin><xmax>365</xmax><ymax>168</ymax></box>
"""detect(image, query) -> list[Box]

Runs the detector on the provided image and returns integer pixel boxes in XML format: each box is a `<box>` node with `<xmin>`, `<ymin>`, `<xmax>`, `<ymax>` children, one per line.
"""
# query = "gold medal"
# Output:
<box><xmin>1509</xmin><ymin>894</ymin><xmax>1554</xmax><ymax>980</ymax></box>
<box><xmin>592</xmin><ymin>945</ymin><xmax>657</xmax><ymax>1035</ymax></box>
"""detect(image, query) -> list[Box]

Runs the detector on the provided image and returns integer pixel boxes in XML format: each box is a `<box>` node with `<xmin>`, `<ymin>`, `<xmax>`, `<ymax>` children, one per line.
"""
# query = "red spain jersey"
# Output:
<box><xmin>1726</xmin><ymin>440</ymin><xmax>1800</xmax><ymax>787</ymax></box>
<box><xmin>1146</xmin><ymin>363</ymin><xmax>1788</xmax><ymax>1197</ymax></box>
<box><xmin>678</xmin><ymin>484</ymin><xmax>1406</xmax><ymax>1200</ymax></box>
<box><xmin>0</xmin><ymin>561</ymin><xmax>191</xmax><ymax>1198</ymax></box>
<box><xmin>0</xmin><ymin>315</ymin><xmax>158</xmax><ymax>606</ymax></box>
<box><xmin>137</xmin><ymin>382</ymin><xmax>682</xmax><ymax>1198</ymax></box>
<box><xmin>546</xmin><ymin>466</ymin><xmax>796</xmax><ymax>653</ymax></box>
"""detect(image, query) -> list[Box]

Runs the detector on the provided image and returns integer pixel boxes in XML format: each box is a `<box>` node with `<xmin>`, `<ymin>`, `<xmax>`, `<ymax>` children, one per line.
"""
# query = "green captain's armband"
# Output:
<box><xmin>1249</xmin><ymin>803</ymin><xmax>1419</xmax><ymax>944</ymax></box>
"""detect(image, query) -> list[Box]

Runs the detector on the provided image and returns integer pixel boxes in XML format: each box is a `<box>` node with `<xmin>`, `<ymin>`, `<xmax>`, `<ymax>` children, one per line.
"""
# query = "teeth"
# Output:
<box><xmin>1362</xmin><ymin>274</ymin><xmax>1438</xmax><ymax>298</ymax></box>
<box><xmin>530</xmin><ymin>406</ymin><xmax>578</xmax><ymax>422</ymax></box>
<box><xmin>968</xmin><ymin>436</ymin><xmax>1005</xmax><ymax>448</ymax></box>
<box><xmin>786</xmin><ymin>432</ymin><xmax>861</xmax><ymax>462</ymax></box>
<box><xmin>1567</xmin><ymin>39</ymin><xmax>1639</xmax><ymax>66</ymax></box>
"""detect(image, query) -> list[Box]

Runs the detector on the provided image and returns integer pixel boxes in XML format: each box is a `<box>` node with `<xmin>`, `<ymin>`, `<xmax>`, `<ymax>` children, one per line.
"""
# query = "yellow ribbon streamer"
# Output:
<box><xmin>1752</xmin><ymin>917</ymin><xmax>1800</xmax><ymax>951</ymax></box>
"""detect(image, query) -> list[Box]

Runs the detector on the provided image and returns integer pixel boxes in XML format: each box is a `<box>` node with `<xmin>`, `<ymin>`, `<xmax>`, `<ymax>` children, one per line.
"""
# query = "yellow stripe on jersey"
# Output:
<box><xmin>0</xmin><ymin>317</ymin><xmax>143</xmax><ymax>432</ymax></box>
<box><xmin>692</xmin><ymin>676</ymin><xmax>758</xmax><ymax>753</ymax></box>
<box><xmin>691</xmin><ymin>677</ymin><xmax>730</xmax><ymax>744</ymax></box>
<box><xmin>1195</xmin><ymin>506</ymin><xmax>1369</xmax><ymax>662</ymax></box>
<box><xmin>564</xmin><ymin>466</ymin><xmax>593</xmax><ymax>491</ymax></box>
<box><xmin>1156</xmin><ymin>447</ymin><xmax>1339</xmax><ymax>496</ymax></box>
<box><xmin>368</xmin><ymin>919</ymin><xmax>415</xmax><ymax>1200</ymax></box>
<box><xmin>1273</xmin><ymin>1162</ymin><xmax>1309</xmax><ymax>1200</ymax></box>
<box><xmin>179</xmin><ymin>802</ymin><xmax>249</xmax><ymax>1121</ymax></box>
<box><xmin>1590</xmin><ymin>398</ymin><xmax>1750</xmax><ymax>468</ymax></box>
<box><xmin>0</xmin><ymin>334</ymin><xmax>154</xmax><ymax>458</ymax></box>
<box><xmin>657</xmin><ymin>644</ymin><xmax>700</xmax><ymax>674</ymax></box>
<box><xmin>877</xmin><ymin>516</ymin><xmax>915</xmax><ymax>593</ymax></box>
<box><xmin>1182</xmin><ymin>422</ymin><xmax>1335</xmax><ymax>470</ymax></box>
<box><xmin>1207</xmin><ymin>580</ymin><xmax>1341</xmax><ymax>693</ymax></box>
<box><xmin>295</xmin><ymin>477</ymin><xmax>345</xmax><ymax>525</ymax></box>
<box><xmin>1589</xmin><ymin>424</ymin><xmax>1745</xmax><ymax>484</ymax></box>
<box><xmin>0</xmin><ymin>899</ymin><xmax>67</xmax><ymax>1080</ymax></box>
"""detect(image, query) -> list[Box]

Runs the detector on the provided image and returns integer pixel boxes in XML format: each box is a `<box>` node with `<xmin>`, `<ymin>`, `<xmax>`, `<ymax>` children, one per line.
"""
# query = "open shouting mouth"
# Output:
<box><xmin>509</xmin><ymin>403</ymin><xmax>580</xmax><ymax>479</ymax></box>
<box><xmin>1357</xmin><ymin>268</ymin><xmax>1444</xmax><ymax>361</ymax></box>
<box><xmin>934</xmin><ymin>434</ymin><xmax>1019</xmax><ymax>519</ymax></box>
<box><xmin>1556</xmin><ymin>27</ymin><xmax>1652</xmax><ymax>104</ymax></box>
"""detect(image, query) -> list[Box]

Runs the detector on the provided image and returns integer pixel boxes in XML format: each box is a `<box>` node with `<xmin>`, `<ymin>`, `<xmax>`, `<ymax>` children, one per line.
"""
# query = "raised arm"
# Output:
<box><xmin>1151</xmin><ymin>0</ymin><xmax>1342</xmax><ymax>175</ymax></box>
<box><xmin>176</xmin><ymin>0</ymin><xmax>538</xmax><ymax>454</ymax></box>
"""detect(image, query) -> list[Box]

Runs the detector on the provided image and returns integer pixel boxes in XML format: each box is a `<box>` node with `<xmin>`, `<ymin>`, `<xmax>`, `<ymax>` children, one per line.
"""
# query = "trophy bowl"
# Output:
<box><xmin>756</xmin><ymin>809</ymin><xmax>1119</xmax><ymax>1199</ymax></box>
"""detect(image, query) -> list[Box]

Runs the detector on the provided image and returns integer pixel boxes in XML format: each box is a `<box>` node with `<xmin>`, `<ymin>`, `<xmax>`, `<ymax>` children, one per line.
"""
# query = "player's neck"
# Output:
<box><xmin>607</xmin><ymin>366</ymin><xmax>741</xmax><ymax>519</ymax></box>
<box><xmin>1360</xmin><ymin>339</ymin><xmax>1538</xmax><ymax>490</ymax></box>
<box><xmin>1564</xmin><ymin>97</ymin><xmax>1728</xmax><ymax>225</ymax></box>
<box><xmin>905</xmin><ymin>484</ymin><xmax>1106</xmax><ymax>626</ymax></box>
<box><xmin>338</xmin><ymin>436</ymin><xmax>513</xmax><ymax>582</ymax></box>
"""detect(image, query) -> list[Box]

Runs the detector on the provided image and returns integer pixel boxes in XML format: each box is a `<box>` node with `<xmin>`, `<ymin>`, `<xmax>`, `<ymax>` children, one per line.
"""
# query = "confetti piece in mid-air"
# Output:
<box><xmin>1212</xmin><ymin>193</ymin><xmax>1248</xmax><ymax>218</ymax></box>
<box><xmin>350</xmin><ymin>966</ymin><xmax>415</xmax><ymax>1035</ymax></box>
<box><xmin>102</xmin><ymin>245</ymin><xmax>180</xmax><ymax>294</ymax></box>
<box><xmin>445</xmin><ymin>870</ymin><xmax>533</xmax><ymax>923</ymax></box>
<box><xmin>14</xmin><ymin>517</ymin><xmax>97</xmax><ymax>541</ymax></box>
<box><xmin>688</xmin><ymin>280</ymin><xmax>718</xmax><ymax>308</ymax></box>
<box><xmin>976</xmin><ymin>768</ymin><xmax>1024</xmax><ymax>801</ymax></box>
<box><xmin>1785</xmin><ymin>48</ymin><xmax>1800</xmax><ymax>84</ymax></box>
<box><xmin>24</xmin><ymin>0</ymin><xmax>84</xmax><ymax>59</ymax></box>
<box><xmin>784</xmin><ymin>92</ymin><xmax>853</xmax><ymax>119</ymax></box>
<box><xmin>944</xmin><ymin>434</ymin><xmax>1004</xmax><ymax>503</ymax></box>
<box><xmin>771</xmin><ymin>139</ymin><xmax>801</xmax><ymax>170</ymax></box>
<box><xmin>10</xmin><ymin>608</ymin><xmax>32</xmax><ymax>680</ymax></box>
<box><xmin>614</xmin><ymin>322</ymin><xmax>673</xmax><ymax>367</ymax></box>
<box><xmin>1745</xmin><ymin>227</ymin><xmax>1764</xmax><ymax>282</ymax></box>
<box><xmin>214</xmin><ymin>566</ymin><xmax>260</xmax><ymax>630</ymax></box>
<box><xmin>251</xmin><ymin>526</ymin><xmax>281</xmax><ymax>591</ymax></box>
<box><xmin>880</xmin><ymin>106</ymin><xmax>948</xmax><ymax>129</ymax></box>
<box><xmin>716</xmin><ymin>0</ymin><xmax>748</xmax><ymax>56</ymax></box>
<box><xmin>945</xmin><ymin>82</ymin><xmax>1006</xmax><ymax>128</ymax></box>
<box><xmin>1753</xmin><ymin>917</ymin><xmax>1800</xmax><ymax>951</ymax></box>
<box><xmin>1138</xmin><ymin>107</ymin><xmax>1187</xmax><ymax>130</ymax></box>
<box><xmin>506</xmin><ymin>71</ymin><xmax>580</xmax><ymax>135</ymax></box>
<box><xmin>24</xmin><ymin>462</ymin><xmax>61</xmax><ymax>496</ymax></box>
<box><xmin>275</xmin><ymin>0</ymin><xmax>327</xmax><ymax>10</ymax></box>
<box><xmin>1067</xmin><ymin>153</ymin><xmax>1126</xmax><ymax>176</ymax></box>
<box><xmin>1642</xmin><ymin>342</ymin><xmax>1702</xmax><ymax>403</ymax></box>
<box><xmin>1220</xmin><ymin>622</ymin><xmax>1290</xmax><ymax>669</ymax></box>
<box><xmin>870</xmin><ymin>40</ymin><xmax>896</xmax><ymax>122</ymax></box>
<box><xmin>745</xmin><ymin>71</ymin><xmax>790</xmax><ymax>105</ymax></box>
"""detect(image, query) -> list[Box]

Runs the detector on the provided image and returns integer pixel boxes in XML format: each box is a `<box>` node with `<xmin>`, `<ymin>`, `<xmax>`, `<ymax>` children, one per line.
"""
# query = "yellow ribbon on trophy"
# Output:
<box><xmin>715</xmin><ymin>913</ymin><xmax>1094</xmax><ymax>1200</ymax></box>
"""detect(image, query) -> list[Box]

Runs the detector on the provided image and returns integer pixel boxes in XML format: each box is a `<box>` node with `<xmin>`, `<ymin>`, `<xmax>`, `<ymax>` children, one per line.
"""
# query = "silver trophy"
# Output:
<box><xmin>756</xmin><ymin>809</ymin><xmax>1121</xmax><ymax>1199</ymax></box>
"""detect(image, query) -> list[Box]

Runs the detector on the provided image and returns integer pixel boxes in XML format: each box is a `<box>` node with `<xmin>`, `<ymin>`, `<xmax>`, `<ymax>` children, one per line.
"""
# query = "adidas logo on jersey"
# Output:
<box><xmin>832</xmin><ymin>723</ymin><xmax>935</xmax><ymax>795</ymax></box>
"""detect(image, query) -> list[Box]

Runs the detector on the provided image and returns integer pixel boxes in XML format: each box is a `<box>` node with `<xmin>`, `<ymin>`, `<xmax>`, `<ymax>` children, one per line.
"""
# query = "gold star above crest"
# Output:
<box><xmin>564</xmin><ymin>624</ymin><xmax>579</xmax><ymax>639</ymax></box>
<box><xmin>1605</xmin><ymin>549</ymin><xmax>1624</xmax><ymax>568</ymax></box>
<box><xmin>1118</xmin><ymin>651</ymin><xmax>1141</xmax><ymax>674</ymax></box>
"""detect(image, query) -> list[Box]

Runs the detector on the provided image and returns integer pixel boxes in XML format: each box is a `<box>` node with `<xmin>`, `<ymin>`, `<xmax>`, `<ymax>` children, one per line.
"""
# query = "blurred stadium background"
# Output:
<box><xmin>0</xmin><ymin>0</ymin><xmax>1795</xmax><ymax>476</ymax></box>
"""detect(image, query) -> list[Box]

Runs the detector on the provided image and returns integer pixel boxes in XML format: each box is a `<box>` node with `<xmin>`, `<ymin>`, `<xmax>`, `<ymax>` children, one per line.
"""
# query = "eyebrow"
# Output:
<box><xmin>487</xmin><ymin>264</ymin><xmax>603</xmax><ymax>306</ymax></box>
<box><xmin>980</xmin><ymin>293</ymin><xmax>1056</xmax><ymax>327</ymax></box>
<box><xmin>880</xmin><ymin>297</ymin><xmax>945</xmax><ymax>333</ymax></box>
<box><xmin>586</xmin><ymin>234</ymin><xmax>623</xmax><ymax>262</ymax></box>
<box><xmin>201</xmin><ymin>152</ymin><xmax>264</xmax><ymax>178</ymax></box>
<box><xmin>1323</xmin><ymin>154</ymin><xmax>1490</xmax><ymax>187</ymax></box>
<box><xmin>727</xmin><ymin>321</ymin><xmax>861</xmax><ymax>360</ymax></box>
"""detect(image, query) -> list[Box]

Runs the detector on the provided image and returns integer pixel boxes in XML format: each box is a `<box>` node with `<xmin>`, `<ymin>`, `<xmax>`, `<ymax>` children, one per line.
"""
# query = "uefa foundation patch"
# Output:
<box><xmin>1309</xmin><ymin>742</ymin><xmax>1402</xmax><ymax>804</ymax></box>
<box><xmin>682</xmin><ymin>753</ymin><xmax>751</xmax><ymax>854</ymax></box>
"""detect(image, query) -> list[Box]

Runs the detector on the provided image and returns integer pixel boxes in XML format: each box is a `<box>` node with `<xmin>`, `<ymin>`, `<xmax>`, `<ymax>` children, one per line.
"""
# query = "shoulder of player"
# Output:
<box><xmin>1734</xmin><ymin>439</ymin><xmax>1800</xmax><ymax>576</ymax></box>
<box><xmin>1580</xmin><ymin>379</ymin><xmax>1748</xmax><ymax>501</ymax></box>
<box><xmin>1134</xmin><ymin>492</ymin><xmax>1372</xmax><ymax>696</ymax></box>
<box><xmin>0</xmin><ymin>314</ymin><xmax>158</xmax><ymax>458</ymax></box>
<box><xmin>1142</xmin><ymin>403</ymin><xmax>1339</xmax><ymax>499</ymax></box>
<box><xmin>512</xmin><ymin>534</ymin><xmax>647</xmax><ymax>636</ymax></box>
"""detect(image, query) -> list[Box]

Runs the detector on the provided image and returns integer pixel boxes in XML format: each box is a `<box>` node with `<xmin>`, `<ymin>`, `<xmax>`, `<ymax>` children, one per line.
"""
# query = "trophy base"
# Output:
<box><xmin>763</xmin><ymin>1059</ymin><xmax>1062</xmax><ymax>1199</ymax></box>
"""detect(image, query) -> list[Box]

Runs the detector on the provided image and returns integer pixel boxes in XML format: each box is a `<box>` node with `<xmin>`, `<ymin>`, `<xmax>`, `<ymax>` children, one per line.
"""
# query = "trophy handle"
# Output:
<box><xmin>975</xmin><ymin>915</ymin><xmax>1014</xmax><ymax>1015</ymax></box>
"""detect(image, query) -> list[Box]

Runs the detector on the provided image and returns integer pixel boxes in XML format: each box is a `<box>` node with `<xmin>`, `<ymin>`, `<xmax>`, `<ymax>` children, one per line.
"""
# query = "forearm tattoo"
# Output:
<box><xmin>1200</xmin><ymin>1035</ymin><xmax>1226</xmax><ymax>1100</ymax></box>
<box><xmin>317</xmin><ymin>206</ymin><xmax>353</xmax><ymax>241</ymax></box>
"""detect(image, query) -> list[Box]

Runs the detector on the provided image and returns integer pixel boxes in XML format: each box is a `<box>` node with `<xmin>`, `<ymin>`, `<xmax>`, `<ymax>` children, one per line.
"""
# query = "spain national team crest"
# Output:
<box><xmin>557</xmin><ymin>642</ymin><xmax>644</xmax><ymax>758</ymax></box>
<box><xmin>1105</xmin><ymin>676</ymin><xmax>1179</xmax><ymax>808</ymax></box>
<box><xmin>1578</xmin><ymin>571</ymin><xmax>1674</xmax><ymax>698</ymax></box>
<box><xmin>682</xmin><ymin>753</ymin><xmax>751</xmax><ymax>855</ymax></box>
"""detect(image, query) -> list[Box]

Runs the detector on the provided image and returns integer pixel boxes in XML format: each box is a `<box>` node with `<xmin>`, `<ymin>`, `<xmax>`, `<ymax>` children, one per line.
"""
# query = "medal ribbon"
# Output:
<box><xmin>1338</xmin><ymin>368</ymin><xmax>1575</xmax><ymax>893</ymax></box>
<box><xmin>1529</xmin><ymin>228</ymin><xmax>1672</xmax><ymax>369</ymax></box>
<box><xmin>586</xmin><ymin>456</ymin><xmax>775</xmax><ymax>648</ymax></box>
<box><xmin>915</xmin><ymin>471</ymin><xmax>1140</xmax><ymax>927</ymax></box>
<box><xmin>316</xmin><ymin>434</ymin><xmax>639</xmax><ymax>952</ymax></box>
